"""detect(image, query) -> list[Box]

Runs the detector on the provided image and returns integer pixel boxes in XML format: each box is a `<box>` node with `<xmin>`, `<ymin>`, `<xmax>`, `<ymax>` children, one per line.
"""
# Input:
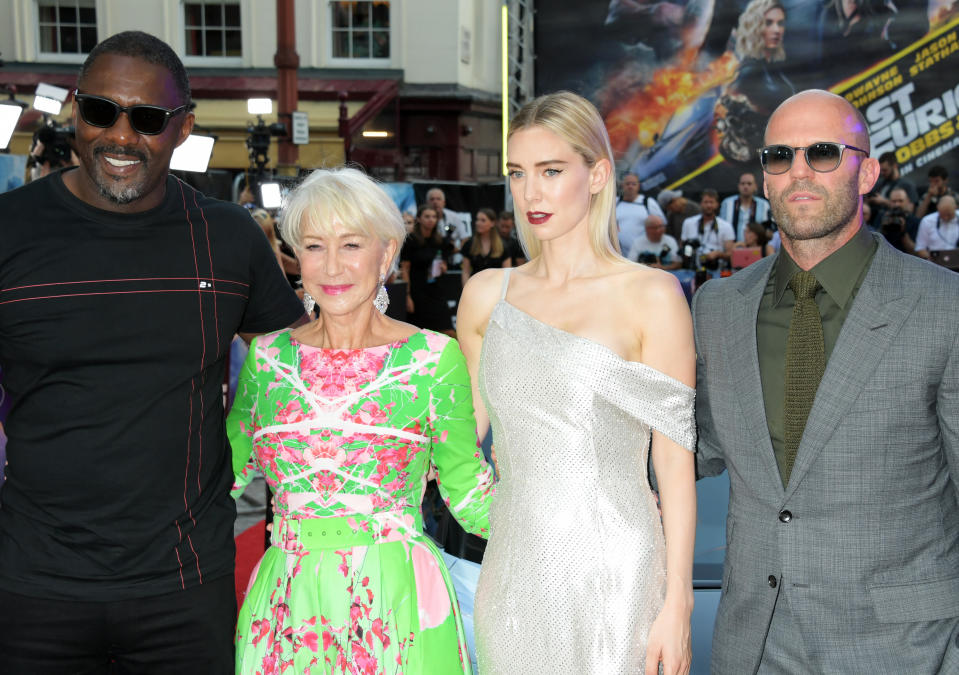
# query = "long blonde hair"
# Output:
<box><xmin>735</xmin><ymin>0</ymin><xmax>787</xmax><ymax>61</ymax></box>
<box><xmin>507</xmin><ymin>91</ymin><xmax>620</xmax><ymax>262</ymax></box>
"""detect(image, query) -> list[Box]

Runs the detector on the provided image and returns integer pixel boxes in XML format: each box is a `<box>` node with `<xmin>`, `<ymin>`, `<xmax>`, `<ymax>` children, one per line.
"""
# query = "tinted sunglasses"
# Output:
<box><xmin>759</xmin><ymin>142</ymin><xmax>869</xmax><ymax>175</ymax></box>
<box><xmin>74</xmin><ymin>92</ymin><xmax>189</xmax><ymax>135</ymax></box>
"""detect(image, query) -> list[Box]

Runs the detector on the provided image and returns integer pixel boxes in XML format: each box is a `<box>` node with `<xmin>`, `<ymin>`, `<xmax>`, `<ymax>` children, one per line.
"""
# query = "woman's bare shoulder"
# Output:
<box><xmin>458</xmin><ymin>267</ymin><xmax>509</xmax><ymax>334</ymax></box>
<box><xmin>610</xmin><ymin>260</ymin><xmax>684</xmax><ymax>304</ymax></box>
<box><xmin>463</xmin><ymin>266</ymin><xmax>508</xmax><ymax>301</ymax></box>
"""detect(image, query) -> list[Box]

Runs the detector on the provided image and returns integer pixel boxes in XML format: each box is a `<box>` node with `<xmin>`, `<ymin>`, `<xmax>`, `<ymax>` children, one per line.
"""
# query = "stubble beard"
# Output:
<box><xmin>88</xmin><ymin>145</ymin><xmax>150</xmax><ymax>206</ymax></box>
<box><xmin>98</xmin><ymin>180</ymin><xmax>143</xmax><ymax>206</ymax></box>
<box><xmin>770</xmin><ymin>180</ymin><xmax>860</xmax><ymax>243</ymax></box>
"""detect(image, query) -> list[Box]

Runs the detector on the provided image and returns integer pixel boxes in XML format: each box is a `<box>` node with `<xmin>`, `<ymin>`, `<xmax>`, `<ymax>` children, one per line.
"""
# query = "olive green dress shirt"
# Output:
<box><xmin>757</xmin><ymin>226</ymin><xmax>878</xmax><ymax>484</ymax></box>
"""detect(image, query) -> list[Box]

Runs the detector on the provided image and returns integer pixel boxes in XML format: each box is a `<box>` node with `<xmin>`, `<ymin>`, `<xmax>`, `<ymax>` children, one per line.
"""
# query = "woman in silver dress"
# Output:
<box><xmin>457</xmin><ymin>91</ymin><xmax>696</xmax><ymax>674</ymax></box>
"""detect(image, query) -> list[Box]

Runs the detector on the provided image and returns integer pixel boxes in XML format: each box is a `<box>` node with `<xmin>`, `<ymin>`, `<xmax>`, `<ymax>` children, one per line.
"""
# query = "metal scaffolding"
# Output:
<box><xmin>505</xmin><ymin>0</ymin><xmax>535</xmax><ymax>117</ymax></box>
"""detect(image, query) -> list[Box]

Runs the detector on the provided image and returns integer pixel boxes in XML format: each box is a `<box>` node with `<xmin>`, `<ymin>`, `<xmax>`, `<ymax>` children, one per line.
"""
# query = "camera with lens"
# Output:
<box><xmin>637</xmin><ymin>251</ymin><xmax>659</xmax><ymax>264</ymax></box>
<box><xmin>28</xmin><ymin>124</ymin><xmax>75</xmax><ymax>174</ymax></box>
<box><xmin>638</xmin><ymin>242</ymin><xmax>673</xmax><ymax>265</ymax></box>
<box><xmin>880</xmin><ymin>207</ymin><xmax>906</xmax><ymax>234</ymax></box>
<box><xmin>681</xmin><ymin>238</ymin><xmax>701</xmax><ymax>269</ymax></box>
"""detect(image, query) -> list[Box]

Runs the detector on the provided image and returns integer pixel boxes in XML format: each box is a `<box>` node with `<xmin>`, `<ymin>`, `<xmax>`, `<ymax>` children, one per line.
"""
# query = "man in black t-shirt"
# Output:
<box><xmin>0</xmin><ymin>32</ymin><xmax>304</xmax><ymax>674</ymax></box>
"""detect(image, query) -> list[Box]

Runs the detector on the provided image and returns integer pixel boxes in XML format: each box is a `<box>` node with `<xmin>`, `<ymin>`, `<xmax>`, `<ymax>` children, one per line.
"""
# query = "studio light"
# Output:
<box><xmin>170</xmin><ymin>134</ymin><xmax>216</xmax><ymax>172</ymax></box>
<box><xmin>247</xmin><ymin>98</ymin><xmax>273</xmax><ymax>115</ymax></box>
<box><xmin>33</xmin><ymin>83</ymin><xmax>70</xmax><ymax>116</ymax></box>
<box><xmin>0</xmin><ymin>102</ymin><xmax>24</xmax><ymax>150</ymax></box>
<box><xmin>260</xmin><ymin>182</ymin><xmax>282</xmax><ymax>209</ymax></box>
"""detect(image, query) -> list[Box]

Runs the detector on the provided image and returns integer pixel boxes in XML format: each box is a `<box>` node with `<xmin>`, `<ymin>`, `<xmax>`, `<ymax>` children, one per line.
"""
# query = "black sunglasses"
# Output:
<box><xmin>74</xmin><ymin>92</ymin><xmax>189</xmax><ymax>135</ymax></box>
<box><xmin>759</xmin><ymin>142</ymin><xmax>869</xmax><ymax>175</ymax></box>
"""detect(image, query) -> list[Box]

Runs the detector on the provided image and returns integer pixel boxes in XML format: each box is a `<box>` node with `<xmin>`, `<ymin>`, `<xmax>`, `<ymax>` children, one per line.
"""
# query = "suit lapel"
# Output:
<box><xmin>726</xmin><ymin>257</ymin><xmax>786</xmax><ymax>495</ymax></box>
<box><xmin>784</xmin><ymin>239</ymin><xmax>916</xmax><ymax>498</ymax></box>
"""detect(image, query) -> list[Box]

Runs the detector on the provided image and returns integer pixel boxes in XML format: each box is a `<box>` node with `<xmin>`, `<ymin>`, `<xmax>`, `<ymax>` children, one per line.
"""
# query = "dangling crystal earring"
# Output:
<box><xmin>373</xmin><ymin>274</ymin><xmax>389</xmax><ymax>313</ymax></box>
<box><xmin>302</xmin><ymin>291</ymin><xmax>315</xmax><ymax>315</ymax></box>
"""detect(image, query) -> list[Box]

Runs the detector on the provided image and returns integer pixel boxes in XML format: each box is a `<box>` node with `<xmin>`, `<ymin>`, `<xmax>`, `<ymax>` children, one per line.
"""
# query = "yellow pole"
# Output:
<box><xmin>501</xmin><ymin>2</ymin><xmax>509</xmax><ymax>176</ymax></box>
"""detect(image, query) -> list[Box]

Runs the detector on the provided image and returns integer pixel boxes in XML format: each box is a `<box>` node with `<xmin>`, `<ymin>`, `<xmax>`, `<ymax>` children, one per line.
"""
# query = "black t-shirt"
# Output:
<box><xmin>460</xmin><ymin>237</ymin><xmax>509</xmax><ymax>274</ymax></box>
<box><xmin>503</xmin><ymin>236</ymin><xmax>525</xmax><ymax>264</ymax></box>
<box><xmin>400</xmin><ymin>235</ymin><xmax>455</xmax><ymax>331</ymax></box>
<box><xmin>400</xmin><ymin>236</ymin><xmax>452</xmax><ymax>292</ymax></box>
<box><xmin>0</xmin><ymin>172</ymin><xmax>303</xmax><ymax>600</ymax></box>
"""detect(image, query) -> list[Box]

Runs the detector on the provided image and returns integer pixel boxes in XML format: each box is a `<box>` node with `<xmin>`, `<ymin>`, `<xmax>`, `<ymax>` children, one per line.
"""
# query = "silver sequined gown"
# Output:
<box><xmin>473</xmin><ymin>270</ymin><xmax>696</xmax><ymax>674</ymax></box>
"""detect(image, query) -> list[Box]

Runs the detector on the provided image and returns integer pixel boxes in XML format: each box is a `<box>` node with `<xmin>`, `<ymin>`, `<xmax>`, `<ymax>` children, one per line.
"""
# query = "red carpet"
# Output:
<box><xmin>234</xmin><ymin>521</ymin><xmax>266</xmax><ymax>608</ymax></box>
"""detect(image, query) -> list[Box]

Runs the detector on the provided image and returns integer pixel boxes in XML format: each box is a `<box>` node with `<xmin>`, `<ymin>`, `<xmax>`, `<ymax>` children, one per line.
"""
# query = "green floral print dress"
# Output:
<box><xmin>228</xmin><ymin>329</ymin><xmax>494</xmax><ymax>675</ymax></box>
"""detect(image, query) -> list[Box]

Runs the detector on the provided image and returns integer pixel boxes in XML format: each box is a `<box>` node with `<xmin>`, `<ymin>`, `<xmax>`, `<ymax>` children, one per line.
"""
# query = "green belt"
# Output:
<box><xmin>271</xmin><ymin>513</ymin><xmax>422</xmax><ymax>550</ymax></box>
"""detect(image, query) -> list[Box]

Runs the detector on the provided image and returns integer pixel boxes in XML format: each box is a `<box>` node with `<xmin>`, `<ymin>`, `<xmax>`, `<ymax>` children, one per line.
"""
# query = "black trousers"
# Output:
<box><xmin>0</xmin><ymin>574</ymin><xmax>235</xmax><ymax>674</ymax></box>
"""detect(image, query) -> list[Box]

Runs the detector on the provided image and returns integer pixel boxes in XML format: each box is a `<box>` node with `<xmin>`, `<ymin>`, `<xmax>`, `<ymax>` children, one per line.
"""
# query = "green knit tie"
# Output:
<box><xmin>782</xmin><ymin>270</ymin><xmax>824</xmax><ymax>487</ymax></box>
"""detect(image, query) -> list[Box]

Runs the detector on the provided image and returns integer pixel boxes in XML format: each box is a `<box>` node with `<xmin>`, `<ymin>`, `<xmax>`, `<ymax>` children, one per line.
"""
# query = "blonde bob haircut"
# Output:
<box><xmin>279</xmin><ymin>166</ymin><xmax>406</xmax><ymax>268</ymax></box>
<box><xmin>507</xmin><ymin>91</ymin><xmax>620</xmax><ymax>261</ymax></box>
<box><xmin>735</xmin><ymin>0</ymin><xmax>786</xmax><ymax>61</ymax></box>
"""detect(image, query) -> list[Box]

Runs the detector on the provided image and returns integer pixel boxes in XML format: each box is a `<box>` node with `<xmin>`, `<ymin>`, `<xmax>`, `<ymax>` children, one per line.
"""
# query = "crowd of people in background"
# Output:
<box><xmin>229</xmin><ymin>156</ymin><xmax>957</xmax><ymax>346</ymax></box>
<box><xmin>226</xmin><ymin>158</ymin><xmax>958</xmax><ymax>340</ymax></box>
<box><xmin>616</xmin><ymin>163</ymin><xmax>958</xmax><ymax>279</ymax></box>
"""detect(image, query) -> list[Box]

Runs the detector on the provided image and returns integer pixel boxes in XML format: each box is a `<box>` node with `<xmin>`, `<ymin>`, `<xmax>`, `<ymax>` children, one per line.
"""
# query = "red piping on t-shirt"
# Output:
<box><xmin>1</xmin><ymin>276</ymin><xmax>250</xmax><ymax>293</ymax></box>
<box><xmin>0</xmin><ymin>288</ymin><xmax>247</xmax><ymax>306</ymax></box>
<box><xmin>192</xmin><ymin>187</ymin><xmax>222</xmax><ymax>361</ymax></box>
<box><xmin>178</xmin><ymin>180</ymin><xmax>207</xmax><ymax>586</ymax></box>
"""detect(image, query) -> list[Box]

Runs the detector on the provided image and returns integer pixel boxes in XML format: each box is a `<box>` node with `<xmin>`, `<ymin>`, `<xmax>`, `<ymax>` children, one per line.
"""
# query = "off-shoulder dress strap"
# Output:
<box><xmin>499</xmin><ymin>268</ymin><xmax>512</xmax><ymax>301</ymax></box>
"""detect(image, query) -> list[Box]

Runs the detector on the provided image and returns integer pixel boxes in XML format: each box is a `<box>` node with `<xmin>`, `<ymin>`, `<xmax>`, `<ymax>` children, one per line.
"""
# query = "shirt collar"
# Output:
<box><xmin>773</xmin><ymin>225</ymin><xmax>876</xmax><ymax>308</ymax></box>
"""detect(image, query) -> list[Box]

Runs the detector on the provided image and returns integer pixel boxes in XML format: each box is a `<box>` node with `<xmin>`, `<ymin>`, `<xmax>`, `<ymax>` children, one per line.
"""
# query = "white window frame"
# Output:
<box><xmin>180</xmin><ymin>0</ymin><xmax>244</xmax><ymax>67</ymax></box>
<box><xmin>34</xmin><ymin>0</ymin><xmax>97</xmax><ymax>64</ymax></box>
<box><xmin>327</xmin><ymin>0</ymin><xmax>393</xmax><ymax>68</ymax></box>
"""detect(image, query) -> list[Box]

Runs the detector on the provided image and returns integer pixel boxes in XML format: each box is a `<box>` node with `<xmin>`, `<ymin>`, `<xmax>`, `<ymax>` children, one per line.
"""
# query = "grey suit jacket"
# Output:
<box><xmin>693</xmin><ymin>235</ymin><xmax>959</xmax><ymax>674</ymax></box>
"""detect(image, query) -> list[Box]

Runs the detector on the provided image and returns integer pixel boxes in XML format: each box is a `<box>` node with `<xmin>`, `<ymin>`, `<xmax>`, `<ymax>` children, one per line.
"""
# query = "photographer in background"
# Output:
<box><xmin>882</xmin><ymin>187</ymin><xmax>918</xmax><ymax>254</ymax></box>
<box><xmin>627</xmin><ymin>214</ymin><xmax>681</xmax><ymax>270</ymax></box>
<box><xmin>916</xmin><ymin>165</ymin><xmax>957</xmax><ymax>218</ymax></box>
<box><xmin>681</xmin><ymin>189</ymin><xmax>735</xmax><ymax>270</ymax></box>
<box><xmin>866</xmin><ymin>151</ymin><xmax>918</xmax><ymax>227</ymax></box>
<box><xmin>426</xmin><ymin>187</ymin><xmax>471</xmax><ymax>269</ymax></box>
<box><xmin>658</xmin><ymin>188</ymin><xmax>700</xmax><ymax>242</ymax></box>
<box><xmin>615</xmin><ymin>172</ymin><xmax>664</xmax><ymax>254</ymax></box>
<box><xmin>26</xmin><ymin>124</ymin><xmax>77</xmax><ymax>182</ymax></box>
<box><xmin>879</xmin><ymin>207</ymin><xmax>915</xmax><ymax>254</ymax></box>
<box><xmin>915</xmin><ymin>194</ymin><xmax>959</xmax><ymax>260</ymax></box>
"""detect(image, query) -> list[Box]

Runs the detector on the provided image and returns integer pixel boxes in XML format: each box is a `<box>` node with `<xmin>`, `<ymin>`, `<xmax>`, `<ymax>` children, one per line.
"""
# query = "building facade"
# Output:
<box><xmin>0</xmin><ymin>0</ymin><xmax>504</xmax><ymax>183</ymax></box>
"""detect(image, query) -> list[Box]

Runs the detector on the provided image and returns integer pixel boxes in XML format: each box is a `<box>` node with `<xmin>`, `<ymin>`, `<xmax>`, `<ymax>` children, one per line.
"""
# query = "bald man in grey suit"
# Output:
<box><xmin>694</xmin><ymin>90</ymin><xmax>959</xmax><ymax>673</ymax></box>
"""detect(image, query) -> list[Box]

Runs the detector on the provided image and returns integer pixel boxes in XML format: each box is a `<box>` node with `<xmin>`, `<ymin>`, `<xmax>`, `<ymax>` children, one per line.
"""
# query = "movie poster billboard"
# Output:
<box><xmin>535</xmin><ymin>0</ymin><xmax>959</xmax><ymax>195</ymax></box>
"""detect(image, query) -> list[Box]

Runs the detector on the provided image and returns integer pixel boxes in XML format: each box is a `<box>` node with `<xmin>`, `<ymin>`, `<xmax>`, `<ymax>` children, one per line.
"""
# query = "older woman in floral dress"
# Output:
<box><xmin>228</xmin><ymin>167</ymin><xmax>495</xmax><ymax>675</ymax></box>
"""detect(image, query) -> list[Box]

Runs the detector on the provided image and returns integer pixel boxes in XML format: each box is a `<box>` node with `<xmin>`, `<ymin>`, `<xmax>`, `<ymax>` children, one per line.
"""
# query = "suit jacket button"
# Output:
<box><xmin>768</xmin><ymin>575</ymin><xmax>778</xmax><ymax>588</ymax></box>
<box><xmin>778</xmin><ymin>510</ymin><xmax>792</xmax><ymax>523</ymax></box>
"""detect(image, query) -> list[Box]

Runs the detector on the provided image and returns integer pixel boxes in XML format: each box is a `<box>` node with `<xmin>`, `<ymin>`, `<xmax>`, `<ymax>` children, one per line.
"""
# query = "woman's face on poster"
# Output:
<box><xmin>762</xmin><ymin>7</ymin><xmax>786</xmax><ymax>53</ymax></box>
